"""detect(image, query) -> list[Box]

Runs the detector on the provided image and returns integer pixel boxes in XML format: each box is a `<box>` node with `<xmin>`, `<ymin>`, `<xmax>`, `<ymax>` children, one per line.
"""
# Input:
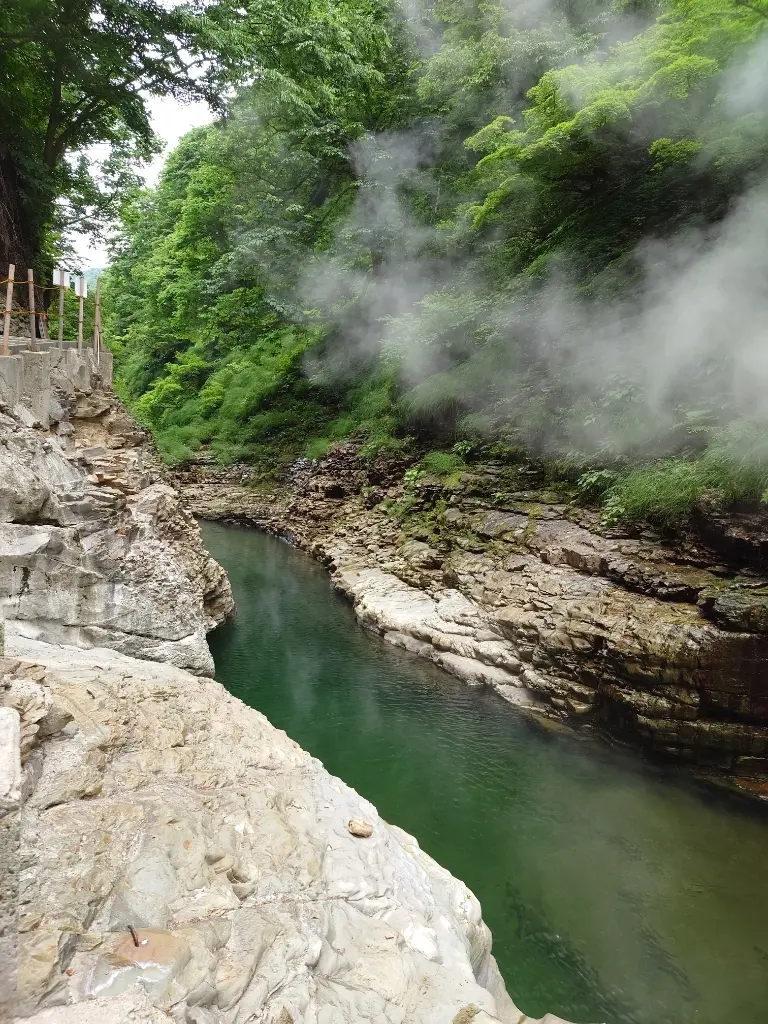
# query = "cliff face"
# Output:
<box><xmin>0</xmin><ymin>345</ymin><xmax>233</xmax><ymax>674</ymax></box>
<box><xmin>175</xmin><ymin>447</ymin><xmax>768</xmax><ymax>788</ymax></box>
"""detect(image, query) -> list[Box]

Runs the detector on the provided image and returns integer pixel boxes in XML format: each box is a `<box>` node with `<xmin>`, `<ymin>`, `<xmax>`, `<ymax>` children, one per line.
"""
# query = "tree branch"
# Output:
<box><xmin>0</xmin><ymin>31</ymin><xmax>38</xmax><ymax>43</ymax></box>
<box><xmin>43</xmin><ymin>62</ymin><xmax>63</xmax><ymax>169</ymax></box>
<box><xmin>51</xmin><ymin>97</ymin><xmax>111</xmax><ymax>161</ymax></box>
<box><xmin>50</xmin><ymin>53</ymin><xmax>213</xmax><ymax>163</ymax></box>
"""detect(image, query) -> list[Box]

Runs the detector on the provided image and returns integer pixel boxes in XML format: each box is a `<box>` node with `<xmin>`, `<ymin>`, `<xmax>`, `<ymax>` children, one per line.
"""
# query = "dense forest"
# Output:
<box><xmin>5</xmin><ymin>0</ymin><xmax>768</xmax><ymax>527</ymax></box>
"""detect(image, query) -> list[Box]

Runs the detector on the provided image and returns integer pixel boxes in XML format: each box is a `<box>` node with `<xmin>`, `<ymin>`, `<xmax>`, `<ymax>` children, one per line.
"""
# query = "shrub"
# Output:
<box><xmin>602</xmin><ymin>435</ymin><xmax>768</xmax><ymax>528</ymax></box>
<box><xmin>305</xmin><ymin>437</ymin><xmax>333</xmax><ymax>459</ymax></box>
<box><xmin>154</xmin><ymin>426</ymin><xmax>197</xmax><ymax>465</ymax></box>
<box><xmin>577</xmin><ymin>469</ymin><xmax>619</xmax><ymax>504</ymax></box>
<box><xmin>602</xmin><ymin>461</ymin><xmax>705</xmax><ymax>528</ymax></box>
<box><xmin>359</xmin><ymin>432</ymin><xmax>413</xmax><ymax>459</ymax></box>
<box><xmin>419</xmin><ymin>450</ymin><xmax>467</xmax><ymax>476</ymax></box>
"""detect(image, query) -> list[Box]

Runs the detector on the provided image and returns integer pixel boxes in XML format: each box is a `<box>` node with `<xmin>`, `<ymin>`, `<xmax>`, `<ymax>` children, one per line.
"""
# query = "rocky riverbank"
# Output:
<box><xmin>1</xmin><ymin>366</ymin><xmax>561</xmax><ymax>1021</ymax></box>
<box><xmin>174</xmin><ymin>446</ymin><xmax>768</xmax><ymax>794</ymax></box>
<box><xmin>2</xmin><ymin>635</ymin><xmax>533</xmax><ymax>1024</ymax></box>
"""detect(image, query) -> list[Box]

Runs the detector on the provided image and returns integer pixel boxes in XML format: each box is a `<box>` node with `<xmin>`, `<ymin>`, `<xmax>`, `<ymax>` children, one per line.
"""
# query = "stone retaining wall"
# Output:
<box><xmin>0</xmin><ymin>339</ymin><xmax>113</xmax><ymax>428</ymax></box>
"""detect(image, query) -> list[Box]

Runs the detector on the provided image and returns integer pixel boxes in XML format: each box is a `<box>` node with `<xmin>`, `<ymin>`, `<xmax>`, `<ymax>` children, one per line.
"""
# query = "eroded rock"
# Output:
<box><xmin>0</xmin><ymin>395</ymin><xmax>233</xmax><ymax>675</ymax></box>
<box><xmin>6</xmin><ymin>636</ymin><xmax>554</xmax><ymax>1024</ymax></box>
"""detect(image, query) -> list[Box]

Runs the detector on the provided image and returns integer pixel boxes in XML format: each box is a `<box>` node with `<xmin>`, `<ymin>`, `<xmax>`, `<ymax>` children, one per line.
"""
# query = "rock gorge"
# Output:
<box><xmin>0</xmin><ymin>353</ymin><xmax>562</xmax><ymax>1023</ymax></box>
<box><xmin>176</xmin><ymin>445</ymin><xmax>768</xmax><ymax>793</ymax></box>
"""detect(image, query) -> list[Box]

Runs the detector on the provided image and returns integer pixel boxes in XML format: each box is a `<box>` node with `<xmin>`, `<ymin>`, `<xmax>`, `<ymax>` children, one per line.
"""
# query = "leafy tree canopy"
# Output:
<box><xmin>0</xmin><ymin>0</ymin><xmax>402</xmax><ymax>272</ymax></box>
<box><xmin>104</xmin><ymin>0</ymin><xmax>768</xmax><ymax>526</ymax></box>
<box><xmin>0</xmin><ymin>0</ymin><xmax>238</xmax><ymax>269</ymax></box>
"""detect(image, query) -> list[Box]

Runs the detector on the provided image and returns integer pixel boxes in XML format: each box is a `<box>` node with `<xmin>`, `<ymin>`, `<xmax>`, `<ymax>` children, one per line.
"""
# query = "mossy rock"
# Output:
<box><xmin>699</xmin><ymin>583</ymin><xmax>768</xmax><ymax>634</ymax></box>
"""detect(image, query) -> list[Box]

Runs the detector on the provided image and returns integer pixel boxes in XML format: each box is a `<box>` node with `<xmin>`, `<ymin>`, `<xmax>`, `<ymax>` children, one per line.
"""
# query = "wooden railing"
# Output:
<box><xmin>1</xmin><ymin>265</ymin><xmax>102</xmax><ymax>358</ymax></box>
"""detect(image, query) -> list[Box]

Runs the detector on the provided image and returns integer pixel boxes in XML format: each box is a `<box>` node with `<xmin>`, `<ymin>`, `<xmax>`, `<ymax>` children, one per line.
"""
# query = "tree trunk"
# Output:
<box><xmin>0</xmin><ymin>155</ymin><xmax>36</xmax><ymax>273</ymax></box>
<box><xmin>0</xmin><ymin>155</ymin><xmax>53</xmax><ymax>337</ymax></box>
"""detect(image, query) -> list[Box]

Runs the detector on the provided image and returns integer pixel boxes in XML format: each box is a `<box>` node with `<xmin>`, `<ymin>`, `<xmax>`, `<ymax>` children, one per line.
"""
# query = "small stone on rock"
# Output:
<box><xmin>348</xmin><ymin>818</ymin><xmax>374</xmax><ymax>838</ymax></box>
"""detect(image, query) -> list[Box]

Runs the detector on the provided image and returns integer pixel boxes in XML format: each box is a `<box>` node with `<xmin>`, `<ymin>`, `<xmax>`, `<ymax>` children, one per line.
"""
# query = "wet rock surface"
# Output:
<box><xmin>176</xmin><ymin>446</ymin><xmax>768</xmax><ymax>785</ymax></box>
<box><xmin>4</xmin><ymin>636</ymin><xmax>561</xmax><ymax>1024</ymax></box>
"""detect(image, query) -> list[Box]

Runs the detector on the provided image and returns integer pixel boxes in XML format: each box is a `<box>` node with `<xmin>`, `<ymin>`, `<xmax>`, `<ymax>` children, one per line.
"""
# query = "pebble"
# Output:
<box><xmin>348</xmin><ymin>818</ymin><xmax>374</xmax><ymax>838</ymax></box>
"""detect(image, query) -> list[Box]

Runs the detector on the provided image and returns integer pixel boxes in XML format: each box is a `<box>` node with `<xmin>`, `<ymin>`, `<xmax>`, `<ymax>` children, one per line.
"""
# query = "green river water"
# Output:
<box><xmin>201</xmin><ymin>521</ymin><xmax>768</xmax><ymax>1024</ymax></box>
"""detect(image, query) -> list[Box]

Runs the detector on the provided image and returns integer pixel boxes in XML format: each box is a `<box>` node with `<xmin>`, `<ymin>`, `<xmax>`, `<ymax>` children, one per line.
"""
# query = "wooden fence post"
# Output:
<box><xmin>76</xmin><ymin>276</ymin><xmax>85</xmax><ymax>351</ymax></box>
<box><xmin>55</xmin><ymin>269</ymin><xmax>68</xmax><ymax>348</ymax></box>
<box><xmin>96</xmin><ymin>287</ymin><xmax>103</xmax><ymax>365</ymax></box>
<box><xmin>92</xmin><ymin>278</ymin><xmax>101</xmax><ymax>359</ymax></box>
<box><xmin>27</xmin><ymin>269</ymin><xmax>36</xmax><ymax>350</ymax></box>
<box><xmin>2</xmin><ymin>264</ymin><xmax>13</xmax><ymax>356</ymax></box>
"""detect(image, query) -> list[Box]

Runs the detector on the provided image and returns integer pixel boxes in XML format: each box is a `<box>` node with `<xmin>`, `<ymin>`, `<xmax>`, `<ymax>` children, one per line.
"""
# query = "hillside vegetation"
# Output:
<box><xmin>103</xmin><ymin>0</ymin><xmax>768</xmax><ymax>527</ymax></box>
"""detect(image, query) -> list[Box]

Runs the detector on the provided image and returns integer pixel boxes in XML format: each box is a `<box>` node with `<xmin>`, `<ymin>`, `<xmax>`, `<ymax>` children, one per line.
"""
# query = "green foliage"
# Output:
<box><xmin>603</xmin><ymin>427</ymin><xmax>768</xmax><ymax>527</ymax></box>
<box><xmin>358</xmin><ymin>431</ymin><xmax>413</xmax><ymax>459</ymax></box>
<box><xmin>103</xmin><ymin>0</ymin><xmax>768</xmax><ymax>524</ymax></box>
<box><xmin>451</xmin><ymin>439</ymin><xmax>476</xmax><ymax>458</ymax></box>
<box><xmin>577</xmin><ymin>469</ymin><xmax>619</xmax><ymax>503</ymax></box>
<box><xmin>0</xmin><ymin>0</ymin><xmax>257</xmax><ymax>270</ymax></box>
<box><xmin>419</xmin><ymin>450</ymin><xmax>467</xmax><ymax>475</ymax></box>
<box><xmin>101</xmin><ymin>0</ymin><xmax>418</xmax><ymax>473</ymax></box>
<box><xmin>305</xmin><ymin>437</ymin><xmax>334</xmax><ymax>459</ymax></box>
<box><xmin>602</xmin><ymin>462</ymin><xmax>704</xmax><ymax>527</ymax></box>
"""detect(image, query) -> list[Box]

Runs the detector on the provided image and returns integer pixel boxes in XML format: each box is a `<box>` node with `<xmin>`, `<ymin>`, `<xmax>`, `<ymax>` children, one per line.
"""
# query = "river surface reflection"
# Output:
<box><xmin>203</xmin><ymin>521</ymin><xmax>768</xmax><ymax>1024</ymax></box>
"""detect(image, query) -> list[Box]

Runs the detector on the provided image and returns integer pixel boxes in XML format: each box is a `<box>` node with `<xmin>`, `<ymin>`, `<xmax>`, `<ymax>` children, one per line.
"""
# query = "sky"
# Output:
<box><xmin>73</xmin><ymin>95</ymin><xmax>214</xmax><ymax>269</ymax></box>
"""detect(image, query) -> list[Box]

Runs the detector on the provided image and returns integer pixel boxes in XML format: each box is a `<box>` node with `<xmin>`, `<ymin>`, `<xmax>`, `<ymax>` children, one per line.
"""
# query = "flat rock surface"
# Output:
<box><xmin>4</xmin><ymin>636</ymin><xmax>565</xmax><ymax>1024</ymax></box>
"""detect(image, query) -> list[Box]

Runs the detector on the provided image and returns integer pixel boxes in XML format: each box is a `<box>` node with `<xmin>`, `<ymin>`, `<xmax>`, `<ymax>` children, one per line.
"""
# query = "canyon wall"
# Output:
<box><xmin>0</xmin><ymin>339</ymin><xmax>233</xmax><ymax>674</ymax></box>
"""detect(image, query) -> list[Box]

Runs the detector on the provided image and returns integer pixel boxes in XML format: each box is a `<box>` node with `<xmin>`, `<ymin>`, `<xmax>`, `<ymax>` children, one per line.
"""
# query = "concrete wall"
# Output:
<box><xmin>96</xmin><ymin>348</ymin><xmax>114</xmax><ymax>387</ymax></box>
<box><xmin>0</xmin><ymin>355</ymin><xmax>23</xmax><ymax>407</ymax></box>
<box><xmin>20</xmin><ymin>350</ymin><xmax>51</xmax><ymax>427</ymax></box>
<box><xmin>0</xmin><ymin>338</ymin><xmax>113</xmax><ymax>424</ymax></box>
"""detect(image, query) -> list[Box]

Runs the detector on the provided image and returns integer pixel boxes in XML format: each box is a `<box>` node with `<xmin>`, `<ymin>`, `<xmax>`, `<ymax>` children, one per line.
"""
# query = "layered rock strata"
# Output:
<box><xmin>2</xmin><ymin>634</ymin><xmax>562</xmax><ymax>1024</ymax></box>
<box><xmin>0</xmin><ymin>348</ymin><xmax>233</xmax><ymax>674</ymax></box>
<box><xmin>176</xmin><ymin>448</ymin><xmax>768</xmax><ymax>783</ymax></box>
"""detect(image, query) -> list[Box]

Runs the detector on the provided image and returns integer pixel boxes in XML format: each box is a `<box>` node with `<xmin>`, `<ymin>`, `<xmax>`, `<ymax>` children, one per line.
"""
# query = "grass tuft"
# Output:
<box><xmin>602</xmin><ymin>428</ymin><xmax>768</xmax><ymax>527</ymax></box>
<box><xmin>418</xmin><ymin>449</ymin><xmax>467</xmax><ymax>476</ymax></box>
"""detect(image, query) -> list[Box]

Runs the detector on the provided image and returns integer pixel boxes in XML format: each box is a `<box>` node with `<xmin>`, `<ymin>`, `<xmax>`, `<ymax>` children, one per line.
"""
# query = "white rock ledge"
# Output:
<box><xmin>334</xmin><ymin>567</ymin><xmax>547</xmax><ymax>712</ymax></box>
<box><xmin>0</xmin><ymin>402</ymin><xmax>233</xmax><ymax>678</ymax></box>
<box><xmin>5</xmin><ymin>635</ymin><xmax>574</xmax><ymax>1024</ymax></box>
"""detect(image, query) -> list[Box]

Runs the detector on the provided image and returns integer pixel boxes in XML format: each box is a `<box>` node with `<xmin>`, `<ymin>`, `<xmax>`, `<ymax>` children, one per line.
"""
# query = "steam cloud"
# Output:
<box><xmin>251</xmin><ymin>2</ymin><xmax>768</xmax><ymax>461</ymax></box>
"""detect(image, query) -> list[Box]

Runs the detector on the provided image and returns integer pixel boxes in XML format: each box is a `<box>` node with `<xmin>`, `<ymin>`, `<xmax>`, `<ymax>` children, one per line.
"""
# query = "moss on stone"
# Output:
<box><xmin>452</xmin><ymin>1007</ymin><xmax>480</xmax><ymax>1024</ymax></box>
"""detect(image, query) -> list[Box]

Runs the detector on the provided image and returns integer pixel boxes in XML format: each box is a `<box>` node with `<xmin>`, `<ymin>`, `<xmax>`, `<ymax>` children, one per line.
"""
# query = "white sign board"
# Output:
<box><xmin>52</xmin><ymin>269</ymin><xmax>70</xmax><ymax>287</ymax></box>
<box><xmin>75</xmin><ymin>276</ymin><xmax>87</xmax><ymax>298</ymax></box>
